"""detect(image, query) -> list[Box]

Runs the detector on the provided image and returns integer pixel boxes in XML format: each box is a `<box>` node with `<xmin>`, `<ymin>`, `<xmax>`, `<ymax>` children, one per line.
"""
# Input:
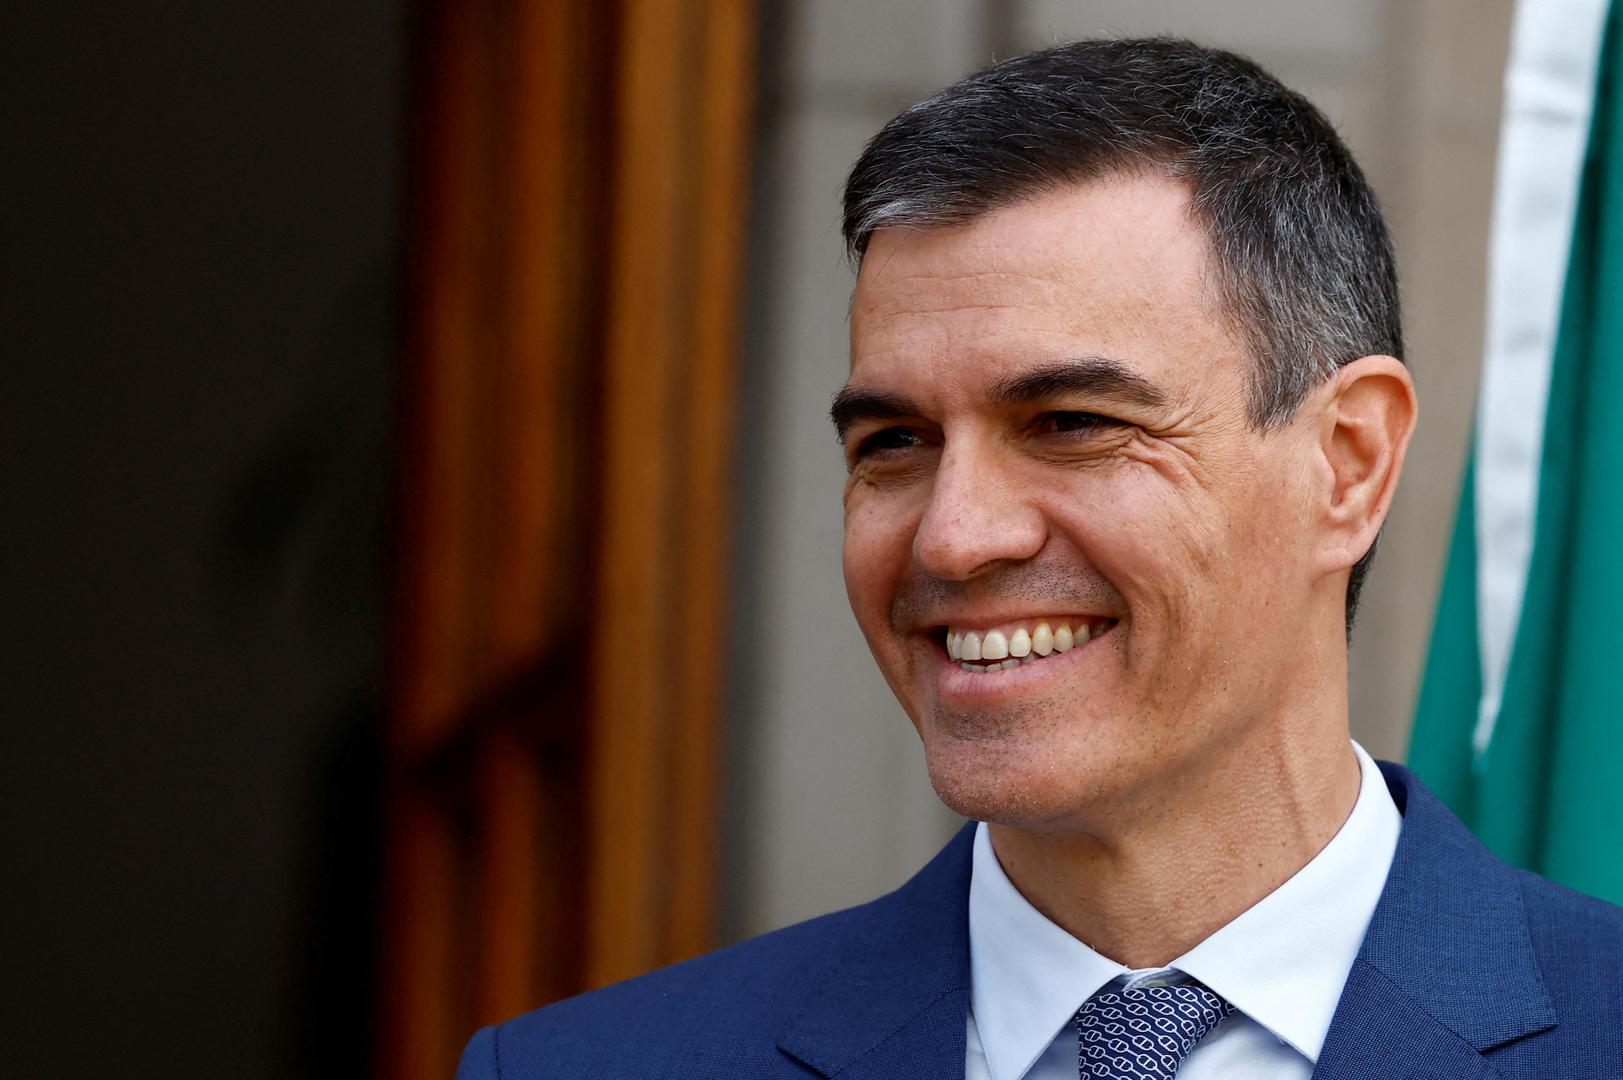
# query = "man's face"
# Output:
<box><xmin>839</xmin><ymin>176</ymin><xmax>1328</xmax><ymax>828</ymax></box>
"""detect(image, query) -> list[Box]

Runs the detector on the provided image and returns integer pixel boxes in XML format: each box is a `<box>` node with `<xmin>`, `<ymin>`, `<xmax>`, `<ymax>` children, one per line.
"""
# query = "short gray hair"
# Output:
<box><xmin>842</xmin><ymin>38</ymin><xmax>1402</xmax><ymax>630</ymax></box>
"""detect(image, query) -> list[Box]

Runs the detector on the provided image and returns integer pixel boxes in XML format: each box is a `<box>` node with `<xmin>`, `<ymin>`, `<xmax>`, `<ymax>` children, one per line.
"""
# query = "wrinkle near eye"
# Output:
<box><xmin>844</xmin><ymin>457</ymin><xmax>934</xmax><ymax>507</ymax></box>
<box><xmin>1118</xmin><ymin>427</ymin><xmax>1216</xmax><ymax>491</ymax></box>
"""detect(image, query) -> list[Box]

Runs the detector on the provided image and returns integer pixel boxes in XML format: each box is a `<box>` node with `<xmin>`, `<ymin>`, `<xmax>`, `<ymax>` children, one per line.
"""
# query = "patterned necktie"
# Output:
<box><xmin>1074</xmin><ymin>981</ymin><xmax>1234</xmax><ymax>1079</ymax></box>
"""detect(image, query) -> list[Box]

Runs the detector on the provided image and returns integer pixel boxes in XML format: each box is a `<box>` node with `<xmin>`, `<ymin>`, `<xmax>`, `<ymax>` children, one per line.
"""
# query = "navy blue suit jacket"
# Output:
<box><xmin>457</xmin><ymin>763</ymin><xmax>1623</xmax><ymax>1078</ymax></box>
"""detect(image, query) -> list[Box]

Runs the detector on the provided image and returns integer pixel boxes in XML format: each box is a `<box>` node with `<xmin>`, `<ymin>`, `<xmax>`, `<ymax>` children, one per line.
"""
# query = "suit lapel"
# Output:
<box><xmin>1312</xmin><ymin>764</ymin><xmax>1556</xmax><ymax>1080</ymax></box>
<box><xmin>1313</xmin><ymin>960</ymin><xmax>1503</xmax><ymax>1080</ymax></box>
<box><xmin>776</xmin><ymin>823</ymin><xmax>974</xmax><ymax>1079</ymax></box>
<box><xmin>777</xmin><ymin>766</ymin><xmax>1560</xmax><ymax>1080</ymax></box>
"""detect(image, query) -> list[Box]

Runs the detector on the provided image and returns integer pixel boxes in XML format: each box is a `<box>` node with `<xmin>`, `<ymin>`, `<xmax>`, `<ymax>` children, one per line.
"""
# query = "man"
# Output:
<box><xmin>459</xmin><ymin>38</ymin><xmax>1623</xmax><ymax>1080</ymax></box>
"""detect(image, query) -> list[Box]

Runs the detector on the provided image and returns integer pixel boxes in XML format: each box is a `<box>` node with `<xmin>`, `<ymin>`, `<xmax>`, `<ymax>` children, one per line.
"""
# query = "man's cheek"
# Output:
<box><xmin>845</xmin><ymin>496</ymin><xmax>914</xmax><ymax>566</ymax></box>
<box><xmin>843</xmin><ymin>533</ymin><xmax>901</xmax><ymax>638</ymax></box>
<box><xmin>1085</xmin><ymin>501</ymin><xmax>1210</xmax><ymax>595</ymax></box>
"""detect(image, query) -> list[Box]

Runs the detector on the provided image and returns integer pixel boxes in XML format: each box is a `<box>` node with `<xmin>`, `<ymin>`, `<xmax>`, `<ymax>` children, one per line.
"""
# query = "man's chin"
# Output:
<box><xmin>921</xmin><ymin>734</ymin><xmax>1119</xmax><ymax>827</ymax></box>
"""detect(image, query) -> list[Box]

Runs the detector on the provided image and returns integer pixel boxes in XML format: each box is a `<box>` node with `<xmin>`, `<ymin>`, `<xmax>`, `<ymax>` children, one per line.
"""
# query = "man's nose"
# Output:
<box><xmin>912</xmin><ymin>443</ymin><xmax>1046</xmax><ymax>581</ymax></box>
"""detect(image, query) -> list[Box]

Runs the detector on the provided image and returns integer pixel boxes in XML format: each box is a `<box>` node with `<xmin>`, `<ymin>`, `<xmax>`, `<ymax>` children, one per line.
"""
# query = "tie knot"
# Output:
<box><xmin>1074</xmin><ymin>981</ymin><xmax>1234</xmax><ymax>1079</ymax></box>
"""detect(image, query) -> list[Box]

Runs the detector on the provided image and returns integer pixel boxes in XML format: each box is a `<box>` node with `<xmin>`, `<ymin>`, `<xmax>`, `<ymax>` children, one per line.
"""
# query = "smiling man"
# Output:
<box><xmin>458</xmin><ymin>37</ymin><xmax>1623</xmax><ymax>1080</ymax></box>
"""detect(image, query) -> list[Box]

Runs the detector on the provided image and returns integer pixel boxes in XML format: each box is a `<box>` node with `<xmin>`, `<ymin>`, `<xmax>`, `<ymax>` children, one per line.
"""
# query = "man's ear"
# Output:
<box><xmin>1312</xmin><ymin>355</ymin><xmax>1418</xmax><ymax>575</ymax></box>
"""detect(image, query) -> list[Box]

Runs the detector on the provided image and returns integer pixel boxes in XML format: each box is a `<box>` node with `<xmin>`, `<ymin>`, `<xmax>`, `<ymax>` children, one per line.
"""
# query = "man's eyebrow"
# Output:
<box><xmin>829</xmin><ymin>387</ymin><xmax>924</xmax><ymax>443</ymax></box>
<box><xmin>988</xmin><ymin>356</ymin><xmax>1168</xmax><ymax>410</ymax></box>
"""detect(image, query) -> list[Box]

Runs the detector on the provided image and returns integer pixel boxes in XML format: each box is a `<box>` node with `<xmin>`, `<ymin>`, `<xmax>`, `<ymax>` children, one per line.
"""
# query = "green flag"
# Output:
<box><xmin>1412</xmin><ymin>0</ymin><xmax>1623</xmax><ymax>904</ymax></box>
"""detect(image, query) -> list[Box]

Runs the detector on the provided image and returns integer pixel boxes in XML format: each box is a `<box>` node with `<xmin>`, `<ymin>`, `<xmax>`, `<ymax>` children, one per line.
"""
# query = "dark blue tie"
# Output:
<box><xmin>1074</xmin><ymin>981</ymin><xmax>1234</xmax><ymax>1078</ymax></box>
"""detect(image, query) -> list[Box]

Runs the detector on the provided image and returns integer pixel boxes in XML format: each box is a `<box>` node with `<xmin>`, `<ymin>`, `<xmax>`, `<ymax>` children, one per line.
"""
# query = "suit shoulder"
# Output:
<box><xmin>472</xmin><ymin>898</ymin><xmax>886</xmax><ymax>1078</ymax></box>
<box><xmin>1514</xmin><ymin>868</ymin><xmax>1623</xmax><ymax>1040</ymax></box>
<box><xmin>1515</xmin><ymin>867</ymin><xmax>1623</xmax><ymax>963</ymax></box>
<box><xmin>1477</xmin><ymin>870</ymin><xmax>1623</xmax><ymax>1075</ymax></box>
<box><xmin>523</xmin><ymin>898</ymin><xmax>872</xmax><ymax>1026</ymax></box>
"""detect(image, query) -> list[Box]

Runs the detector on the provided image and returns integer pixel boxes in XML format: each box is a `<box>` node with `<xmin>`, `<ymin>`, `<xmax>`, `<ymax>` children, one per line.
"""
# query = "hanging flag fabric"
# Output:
<box><xmin>1411</xmin><ymin>0</ymin><xmax>1622</xmax><ymax>904</ymax></box>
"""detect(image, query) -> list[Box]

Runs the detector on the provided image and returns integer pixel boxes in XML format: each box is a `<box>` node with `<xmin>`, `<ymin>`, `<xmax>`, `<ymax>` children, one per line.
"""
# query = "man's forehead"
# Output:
<box><xmin>846</xmin><ymin>179</ymin><xmax>1230</xmax><ymax>400</ymax></box>
<box><xmin>855</xmin><ymin>175</ymin><xmax>1204</xmax><ymax>288</ymax></box>
<box><xmin>857</xmin><ymin>182</ymin><xmax>1214</xmax><ymax>322</ymax></box>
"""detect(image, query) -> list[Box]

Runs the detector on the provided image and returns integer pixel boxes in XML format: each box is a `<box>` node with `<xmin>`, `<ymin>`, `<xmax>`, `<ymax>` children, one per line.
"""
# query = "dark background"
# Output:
<box><xmin>2</xmin><ymin>4</ymin><xmax>407</xmax><ymax>1076</ymax></box>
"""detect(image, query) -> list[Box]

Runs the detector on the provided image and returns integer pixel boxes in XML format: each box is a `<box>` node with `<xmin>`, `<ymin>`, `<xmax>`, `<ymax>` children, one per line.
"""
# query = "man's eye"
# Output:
<box><xmin>854</xmin><ymin>427</ymin><xmax>923</xmax><ymax>458</ymax></box>
<box><xmin>1039</xmin><ymin>411</ymin><xmax>1116</xmax><ymax>435</ymax></box>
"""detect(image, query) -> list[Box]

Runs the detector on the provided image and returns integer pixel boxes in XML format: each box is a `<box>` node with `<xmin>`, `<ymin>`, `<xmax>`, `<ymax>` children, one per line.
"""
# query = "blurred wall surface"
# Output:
<box><xmin>2</xmin><ymin>4</ymin><xmax>405</xmax><ymax>1077</ymax></box>
<box><xmin>727</xmin><ymin>0</ymin><xmax>1514</xmax><ymax>942</ymax></box>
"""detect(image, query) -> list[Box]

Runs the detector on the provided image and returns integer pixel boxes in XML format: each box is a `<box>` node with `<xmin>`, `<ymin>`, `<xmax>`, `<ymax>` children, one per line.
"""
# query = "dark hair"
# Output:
<box><xmin>842</xmin><ymin>37</ymin><xmax>1401</xmax><ymax>634</ymax></box>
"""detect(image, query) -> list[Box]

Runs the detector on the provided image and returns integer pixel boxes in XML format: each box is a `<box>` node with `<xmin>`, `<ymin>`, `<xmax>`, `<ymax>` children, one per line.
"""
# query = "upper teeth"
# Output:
<box><xmin>945</xmin><ymin>618</ymin><xmax>1110</xmax><ymax>670</ymax></box>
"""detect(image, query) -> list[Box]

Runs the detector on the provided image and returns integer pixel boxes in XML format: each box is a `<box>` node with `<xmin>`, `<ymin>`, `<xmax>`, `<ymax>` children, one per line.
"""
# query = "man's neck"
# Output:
<box><xmin>985</xmin><ymin>727</ymin><xmax>1362</xmax><ymax>970</ymax></box>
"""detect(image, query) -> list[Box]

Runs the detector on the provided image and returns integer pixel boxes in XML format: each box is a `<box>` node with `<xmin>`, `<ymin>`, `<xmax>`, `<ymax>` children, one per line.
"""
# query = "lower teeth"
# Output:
<box><xmin>961</xmin><ymin>656</ymin><xmax>1034</xmax><ymax>673</ymax></box>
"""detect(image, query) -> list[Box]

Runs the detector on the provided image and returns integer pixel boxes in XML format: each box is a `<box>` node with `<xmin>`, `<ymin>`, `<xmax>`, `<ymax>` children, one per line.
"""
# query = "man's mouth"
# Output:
<box><xmin>941</xmin><ymin>616</ymin><xmax>1119</xmax><ymax>673</ymax></box>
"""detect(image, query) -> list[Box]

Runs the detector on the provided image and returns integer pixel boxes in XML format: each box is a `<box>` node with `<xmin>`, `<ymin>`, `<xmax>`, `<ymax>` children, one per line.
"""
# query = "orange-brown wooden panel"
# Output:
<box><xmin>488</xmin><ymin>0</ymin><xmax>588</xmax><ymax>672</ymax></box>
<box><xmin>391</xmin><ymin>0</ymin><xmax>491</xmax><ymax>753</ymax></box>
<box><xmin>584</xmin><ymin>0</ymin><xmax>699</xmax><ymax>990</ymax></box>
<box><xmin>469</xmin><ymin>0</ymin><xmax>605</xmax><ymax>1036</ymax></box>
<box><xmin>665</xmin><ymin>0</ymin><xmax>757</xmax><ymax>965</ymax></box>
<box><xmin>473</xmin><ymin>730</ymin><xmax>544</xmax><ymax>1023</ymax></box>
<box><xmin>378</xmin><ymin>794</ymin><xmax>462</xmax><ymax>1080</ymax></box>
<box><xmin>379</xmin><ymin>1</ymin><xmax>495</xmax><ymax>1076</ymax></box>
<box><xmin>381</xmin><ymin>0</ymin><xmax>757</xmax><ymax>1074</ymax></box>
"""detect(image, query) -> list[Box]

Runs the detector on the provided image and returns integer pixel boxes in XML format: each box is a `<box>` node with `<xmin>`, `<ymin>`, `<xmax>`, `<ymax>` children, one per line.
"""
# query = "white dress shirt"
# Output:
<box><xmin>966</xmin><ymin>742</ymin><xmax>1401</xmax><ymax>1079</ymax></box>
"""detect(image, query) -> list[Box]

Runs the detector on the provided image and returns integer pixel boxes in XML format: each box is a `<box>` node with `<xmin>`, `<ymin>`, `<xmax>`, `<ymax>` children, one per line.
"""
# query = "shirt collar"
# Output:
<box><xmin>968</xmin><ymin>820</ymin><xmax>1126</xmax><ymax>1080</ymax></box>
<box><xmin>1175</xmin><ymin>741</ymin><xmax>1400</xmax><ymax>1061</ymax></box>
<box><xmin>967</xmin><ymin>741</ymin><xmax>1401</xmax><ymax>1080</ymax></box>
